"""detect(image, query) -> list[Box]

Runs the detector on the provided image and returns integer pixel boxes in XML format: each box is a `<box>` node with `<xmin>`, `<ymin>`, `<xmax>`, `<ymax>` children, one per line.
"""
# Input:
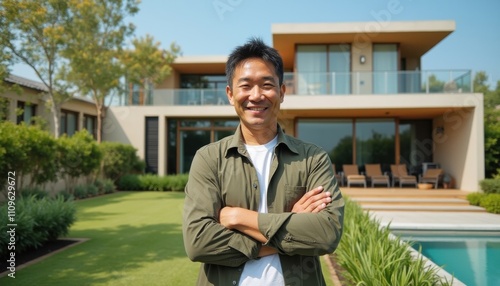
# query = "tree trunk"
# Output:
<box><xmin>51</xmin><ymin>102</ymin><xmax>61</xmax><ymax>138</ymax></box>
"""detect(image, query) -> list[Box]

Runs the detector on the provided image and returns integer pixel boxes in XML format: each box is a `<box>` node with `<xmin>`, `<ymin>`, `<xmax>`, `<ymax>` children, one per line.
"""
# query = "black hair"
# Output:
<box><xmin>225</xmin><ymin>37</ymin><xmax>284</xmax><ymax>89</ymax></box>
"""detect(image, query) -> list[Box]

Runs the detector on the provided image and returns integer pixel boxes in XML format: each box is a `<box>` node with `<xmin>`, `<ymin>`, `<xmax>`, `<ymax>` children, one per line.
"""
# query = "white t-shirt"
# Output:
<box><xmin>239</xmin><ymin>136</ymin><xmax>284</xmax><ymax>286</ymax></box>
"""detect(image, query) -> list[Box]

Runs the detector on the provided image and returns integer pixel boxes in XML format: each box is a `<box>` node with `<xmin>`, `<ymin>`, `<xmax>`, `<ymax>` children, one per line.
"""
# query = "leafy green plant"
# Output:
<box><xmin>0</xmin><ymin>196</ymin><xmax>76</xmax><ymax>256</ymax></box>
<box><xmin>334</xmin><ymin>198</ymin><xmax>452</xmax><ymax>285</ymax></box>
<box><xmin>94</xmin><ymin>178</ymin><xmax>116</xmax><ymax>194</ymax></box>
<box><xmin>99</xmin><ymin>142</ymin><xmax>145</xmax><ymax>182</ymax></box>
<box><xmin>58</xmin><ymin>130</ymin><xmax>102</xmax><ymax>193</ymax></box>
<box><xmin>479</xmin><ymin>178</ymin><xmax>500</xmax><ymax>194</ymax></box>
<box><xmin>466</xmin><ymin>192</ymin><xmax>485</xmax><ymax>206</ymax></box>
<box><xmin>117</xmin><ymin>174</ymin><xmax>142</xmax><ymax>190</ymax></box>
<box><xmin>74</xmin><ymin>185</ymin><xmax>89</xmax><ymax>200</ymax></box>
<box><xmin>480</xmin><ymin>193</ymin><xmax>500</xmax><ymax>214</ymax></box>
<box><xmin>19</xmin><ymin>187</ymin><xmax>49</xmax><ymax>200</ymax></box>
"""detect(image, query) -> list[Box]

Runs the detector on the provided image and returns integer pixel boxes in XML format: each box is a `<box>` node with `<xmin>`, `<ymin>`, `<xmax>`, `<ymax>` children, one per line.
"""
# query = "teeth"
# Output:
<box><xmin>249</xmin><ymin>107</ymin><xmax>265</xmax><ymax>111</ymax></box>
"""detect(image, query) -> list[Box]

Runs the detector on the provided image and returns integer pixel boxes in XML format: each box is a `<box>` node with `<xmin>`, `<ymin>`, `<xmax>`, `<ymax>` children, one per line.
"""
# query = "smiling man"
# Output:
<box><xmin>182</xmin><ymin>38</ymin><xmax>344</xmax><ymax>286</ymax></box>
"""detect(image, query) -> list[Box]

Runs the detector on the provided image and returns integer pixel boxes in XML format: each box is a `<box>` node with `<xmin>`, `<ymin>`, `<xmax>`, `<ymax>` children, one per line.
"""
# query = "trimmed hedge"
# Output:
<box><xmin>0</xmin><ymin>196</ymin><xmax>76</xmax><ymax>256</ymax></box>
<box><xmin>480</xmin><ymin>194</ymin><xmax>500</xmax><ymax>214</ymax></box>
<box><xmin>117</xmin><ymin>174</ymin><xmax>188</xmax><ymax>192</ymax></box>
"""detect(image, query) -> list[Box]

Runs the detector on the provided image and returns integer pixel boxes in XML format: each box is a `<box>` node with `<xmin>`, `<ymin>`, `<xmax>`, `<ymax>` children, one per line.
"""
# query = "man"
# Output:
<box><xmin>183</xmin><ymin>38</ymin><xmax>344</xmax><ymax>286</ymax></box>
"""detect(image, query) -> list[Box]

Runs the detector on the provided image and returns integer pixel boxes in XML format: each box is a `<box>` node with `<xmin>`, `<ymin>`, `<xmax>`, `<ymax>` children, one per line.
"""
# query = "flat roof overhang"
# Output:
<box><xmin>171</xmin><ymin>55</ymin><xmax>227</xmax><ymax>74</ymax></box>
<box><xmin>272</xmin><ymin>20</ymin><xmax>455</xmax><ymax>70</ymax></box>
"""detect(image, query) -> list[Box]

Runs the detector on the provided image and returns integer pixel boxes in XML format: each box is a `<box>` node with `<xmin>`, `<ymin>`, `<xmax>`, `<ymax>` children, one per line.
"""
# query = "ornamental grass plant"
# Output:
<box><xmin>334</xmin><ymin>198</ymin><xmax>453</xmax><ymax>286</ymax></box>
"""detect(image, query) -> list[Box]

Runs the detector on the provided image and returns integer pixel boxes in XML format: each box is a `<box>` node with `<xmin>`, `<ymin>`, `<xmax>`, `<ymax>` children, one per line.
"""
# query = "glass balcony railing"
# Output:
<box><xmin>121</xmin><ymin>70</ymin><xmax>472</xmax><ymax>106</ymax></box>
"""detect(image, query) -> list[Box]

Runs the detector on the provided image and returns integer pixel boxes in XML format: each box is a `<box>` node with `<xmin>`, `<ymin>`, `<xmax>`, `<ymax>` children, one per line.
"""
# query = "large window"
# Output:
<box><xmin>16</xmin><ymin>101</ymin><xmax>37</xmax><ymax>125</ymax></box>
<box><xmin>84</xmin><ymin>114</ymin><xmax>97</xmax><ymax>139</ymax></box>
<box><xmin>373</xmin><ymin>44</ymin><xmax>398</xmax><ymax>94</ymax></box>
<box><xmin>167</xmin><ymin>118</ymin><xmax>239</xmax><ymax>174</ymax></box>
<box><xmin>180</xmin><ymin>75</ymin><xmax>227</xmax><ymax>105</ymax></box>
<box><xmin>296</xmin><ymin>44</ymin><xmax>351</xmax><ymax>95</ymax></box>
<box><xmin>297</xmin><ymin>118</ymin><xmax>397</xmax><ymax>173</ymax></box>
<box><xmin>355</xmin><ymin>119</ymin><xmax>395</xmax><ymax>172</ymax></box>
<box><xmin>297</xmin><ymin>119</ymin><xmax>353</xmax><ymax>173</ymax></box>
<box><xmin>399</xmin><ymin>120</ymin><xmax>433</xmax><ymax>175</ymax></box>
<box><xmin>60</xmin><ymin>110</ymin><xmax>78</xmax><ymax>136</ymax></box>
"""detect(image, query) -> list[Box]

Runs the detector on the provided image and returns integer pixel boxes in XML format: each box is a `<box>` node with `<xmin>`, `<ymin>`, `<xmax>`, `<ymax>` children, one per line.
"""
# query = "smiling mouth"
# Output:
<box><xmin>247</xmin><ymin>107</ymin><xmax>267</xmax><ymax>111</ymax></box>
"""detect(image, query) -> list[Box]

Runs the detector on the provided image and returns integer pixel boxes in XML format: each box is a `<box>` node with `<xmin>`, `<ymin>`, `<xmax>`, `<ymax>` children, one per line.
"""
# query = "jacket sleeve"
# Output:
<box><xmin>258</xmin><ymin>150</ymin><xmax>344</xmax><ymax>256</ymax></box>
<box><xmin>182</xmin><ymin>147</ymin><xmax>261</xmax><ymax>267</ymax></box>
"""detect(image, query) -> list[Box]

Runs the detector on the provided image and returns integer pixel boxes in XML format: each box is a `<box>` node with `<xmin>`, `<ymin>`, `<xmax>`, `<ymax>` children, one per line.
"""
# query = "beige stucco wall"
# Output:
<box><xmin>433</xmin><ymin>93</ymin><xmax>485</xmax><ymax>191</ymax></box>
<box><xmin>105</xmin><ymin>92</ymin><xmax>484</xmax><ymax>191</ymax></box>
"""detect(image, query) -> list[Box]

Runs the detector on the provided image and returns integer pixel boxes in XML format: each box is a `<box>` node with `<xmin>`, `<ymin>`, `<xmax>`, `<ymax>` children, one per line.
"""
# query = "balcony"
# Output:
<box><xmin>123</xmin><ymin>70</ymin><xmax>472</xmax><ymax>106</ymax></box>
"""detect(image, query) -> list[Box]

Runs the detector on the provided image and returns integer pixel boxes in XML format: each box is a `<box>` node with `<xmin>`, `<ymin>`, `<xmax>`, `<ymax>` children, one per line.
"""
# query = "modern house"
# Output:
<box><xmin>1</xmin><ymin>74</ymin><xmax>98</xmax><ymax>138</ymax></box>
<box><xmin>91</xmin><ymin>20</ymin><xmax>483</xmax><ymax>191</ymax></box>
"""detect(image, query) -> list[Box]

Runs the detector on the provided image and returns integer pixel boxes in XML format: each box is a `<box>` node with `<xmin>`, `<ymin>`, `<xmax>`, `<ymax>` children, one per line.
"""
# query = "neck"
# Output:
<box><xmin>240</xmin><ymin>124</ymin><xmax>278</xmax><ymax>145</ymax></box>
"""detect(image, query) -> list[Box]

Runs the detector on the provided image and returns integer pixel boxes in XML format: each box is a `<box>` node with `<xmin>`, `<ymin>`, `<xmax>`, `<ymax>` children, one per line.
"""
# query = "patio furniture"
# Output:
<box><xmin>419</xmin><ymin>168</ymin><xmax>443</xmax><ymax>189</ymax></box>
<box><xmin>365</xmin><ymin>164</ymin><xmax>390</xmax><ymax>187</ymax></box>
<box><xmin>390</xmin><ymin>164</ymin><xmax>418</xmax><ymax>187</ymax></box>
<box><xmin>342</xmin><ymin>164</ymin><xmax>366</xmax><ymax>188</ymax></box>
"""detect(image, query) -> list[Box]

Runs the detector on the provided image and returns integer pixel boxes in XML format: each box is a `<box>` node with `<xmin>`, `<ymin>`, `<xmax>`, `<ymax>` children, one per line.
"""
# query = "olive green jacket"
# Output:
<box><xmin>182</xmin><ymin>125</ymin><xmax>344</xmax><ymax>286</ymax></box>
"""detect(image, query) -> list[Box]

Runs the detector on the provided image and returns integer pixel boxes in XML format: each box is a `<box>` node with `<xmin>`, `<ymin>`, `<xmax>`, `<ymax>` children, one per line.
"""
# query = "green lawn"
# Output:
<box><xmin>0</xmin><ymin>191</ymin><xmax>334</xmax><ymax>285</ymax></box>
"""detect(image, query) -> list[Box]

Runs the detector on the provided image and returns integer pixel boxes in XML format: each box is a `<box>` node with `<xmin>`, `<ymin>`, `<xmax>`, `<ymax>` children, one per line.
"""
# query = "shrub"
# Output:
<box><xmin>479</xmin><ymin>179</ymin><xmax>500</xmax><ymax>194</ymax></box>
<box><xmin>169</xmin><ymin>174</ymin><xmax>189</xmax><ymax>192</ymax></box>
<box><xmin>480</xmin><ymin>194</ymin><xmax>500</xmax><ymax>214</ymax></box>
<box><xmin>86</xmin><ymin>184</ymin><xmax>99</xmax><ymax>197</ymax></box>
<box><xmin>94</xmin><ymin>178</ymin><xmax>116</xmax><ymax>194</ymax></box>
<box><xmin>117</xmin><ymin>174</ymin><xmax>142</xmax><ymax>190</ymax></box>
<box><xmin>58</xmin><ymin>130</ymin><xmax>102</xmax><ymax>192</ymax></box>
<box><xmin>19</xmin><ymin>187</ymin><xmax>49</xmax><ymax>200</ymax></box>
<box><xmin>74</xmin><ymin>185</ymin><xmax>89</xmax><ymax>199</ymax></box>
<box><xmin>466</xmin><ymin>192</ymin><xmax>485</xmax><ymax>206</ymax></box>
<box><xmin>55</xmin><ymin>191</ymin><xmax>74</xmax><ymax>202</ymax></box>
<box><xmin>99</xmin><ymin>142</ymin><xmax>145</xmax><ymax>182</ymax></box>
<box><xmin>0</xmin><ymin>196</ymin><xmax>76</xmax><ymax>256</ymax></box>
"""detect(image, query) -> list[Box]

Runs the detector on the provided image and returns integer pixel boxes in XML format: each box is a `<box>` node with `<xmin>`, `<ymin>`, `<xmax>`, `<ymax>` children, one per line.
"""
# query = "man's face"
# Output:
<box><xmin>226</xmin><ymin>57</ymin><xmax>285</xmax><ymax>133</ymax></box>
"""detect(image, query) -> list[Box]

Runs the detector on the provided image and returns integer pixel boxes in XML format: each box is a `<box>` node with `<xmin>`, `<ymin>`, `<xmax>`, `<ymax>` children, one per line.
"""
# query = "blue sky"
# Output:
<box><xmin>12</xmin><ymin>0</ymin><xmax>500</xmax><ymax>86</ymax></box>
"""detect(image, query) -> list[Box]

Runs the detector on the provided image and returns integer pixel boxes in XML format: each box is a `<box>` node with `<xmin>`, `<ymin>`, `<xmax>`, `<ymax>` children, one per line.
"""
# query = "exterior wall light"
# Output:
<box><xmin>359</xmin><ymin>55</ymin><xmax>366</xmax><ymax>64</ymax></box>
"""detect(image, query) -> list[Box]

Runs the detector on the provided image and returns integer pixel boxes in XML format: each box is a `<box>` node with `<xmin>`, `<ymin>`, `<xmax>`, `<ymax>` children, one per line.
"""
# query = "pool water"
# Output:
<box><xmin>405</xmin><ymin>235</ymin><xmax>500</xmax><ymax>286</ymax></box>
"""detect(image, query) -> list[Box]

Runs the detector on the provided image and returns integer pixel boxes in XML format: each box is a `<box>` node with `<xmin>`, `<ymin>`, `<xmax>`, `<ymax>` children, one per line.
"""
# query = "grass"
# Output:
<box><xmin>0</xmin><ymin>191</ymin><xmax>334</xmax><ymax>285</ymax></box>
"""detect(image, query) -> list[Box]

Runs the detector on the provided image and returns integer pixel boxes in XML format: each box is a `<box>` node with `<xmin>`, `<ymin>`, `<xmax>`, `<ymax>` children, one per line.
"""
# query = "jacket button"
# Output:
<box><xmin>232</xmin><ymin>281</ymin><xmax>237</xmax><ymax>285</ymax></box>
<box><xmin>253</xmin><ymin>183</ymin><xmax>257</xmax><ymax>189</ymax></box>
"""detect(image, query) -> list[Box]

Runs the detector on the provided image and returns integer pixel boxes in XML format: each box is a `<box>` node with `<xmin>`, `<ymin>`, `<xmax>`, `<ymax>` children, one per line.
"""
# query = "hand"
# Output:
<box><xmin>219</xmin><ymin>206</ymin><xmax>238</xmax><ymax>229</ymax></box>
<box><xmin>291</xmin><ymin>186</ymin><xmax>331</xmax><ymax>213</ymax></box>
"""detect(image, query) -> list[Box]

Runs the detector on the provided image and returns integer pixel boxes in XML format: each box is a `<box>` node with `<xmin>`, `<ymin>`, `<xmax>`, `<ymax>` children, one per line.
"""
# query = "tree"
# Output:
<box><xmin>121</xmin><ymin>34</ymin><xmax>180</xmax><ymax>105</ymax></box>
<box><xmin>60</xmin><ymin>0</ymin><xmax>139</xmax><ymax>143</ymax></box>
<box><xmin>475</xmin><ymin>71</ymin><xmax>500</xmax><ymax>178</ymax></box>
<box><xmin>0</xmin><ymin>0</ymin><xmax>71</xmax><ymax>137</ymax></box>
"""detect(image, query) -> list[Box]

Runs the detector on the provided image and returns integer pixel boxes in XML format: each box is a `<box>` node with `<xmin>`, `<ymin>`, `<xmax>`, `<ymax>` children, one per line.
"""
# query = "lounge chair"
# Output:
<box><xmin>390</xmin><ymin>164</ymin><xmax>418</xmax><ymax>187</ymax></box>
<box><xmin>342</xmin><ymin>164</ymin><xmax>366</xmax><ymax>188</ymax></box>
<box><xmin>364</xmin><ymin>164</ymin><xmax>390</xmax><ymax>187</ymax></box>
<box><xmin>331</xmin><ymin>164</ymin><xmax>343</xmax><ymax>187</ymax></box>
<box><xmin>419</xmin><ymin>168</ymin><xmax>443</xmax><ymax>189</ymax></box>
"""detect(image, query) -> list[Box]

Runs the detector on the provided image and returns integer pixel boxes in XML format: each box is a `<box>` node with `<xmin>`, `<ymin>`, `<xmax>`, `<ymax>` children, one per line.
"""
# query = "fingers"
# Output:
<box><xmin>291</xmin><ymin>186</ymin><xmax>332</xmax><ymax>213</ymax></box>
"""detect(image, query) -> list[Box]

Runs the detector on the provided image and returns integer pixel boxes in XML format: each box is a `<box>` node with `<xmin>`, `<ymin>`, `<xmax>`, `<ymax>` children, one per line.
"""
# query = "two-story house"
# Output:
<box><xmin>104</xmin><ymin>20</ymin><xmax>484</xmax><ymax>191</ymax></box>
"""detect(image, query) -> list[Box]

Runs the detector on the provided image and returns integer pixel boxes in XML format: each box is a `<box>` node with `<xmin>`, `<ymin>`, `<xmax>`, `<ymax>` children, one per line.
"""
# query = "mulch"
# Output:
<box><xmin>0</xmin><ymin>239</ymin><xmax>80</xmax><ymax>275</ymax></box>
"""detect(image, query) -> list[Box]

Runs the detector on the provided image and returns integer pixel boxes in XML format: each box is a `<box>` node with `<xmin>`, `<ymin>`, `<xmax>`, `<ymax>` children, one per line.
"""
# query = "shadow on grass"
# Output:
<box><xmin>0</xmin><ymin>222</ymin><xmax>187</xmax><ymax>285</ymax></box>
<box><xmin>0</xmin><ymin>192</ymin><xmax>192</xmax><ymax>285</ymax></box>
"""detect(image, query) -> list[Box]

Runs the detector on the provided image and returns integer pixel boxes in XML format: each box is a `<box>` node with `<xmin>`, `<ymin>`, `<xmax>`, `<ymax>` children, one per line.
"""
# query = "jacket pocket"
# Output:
<box><xmin>284</xmin><ymin>185</ymin><xmax>306</xmax><ymax>211</ymax></box>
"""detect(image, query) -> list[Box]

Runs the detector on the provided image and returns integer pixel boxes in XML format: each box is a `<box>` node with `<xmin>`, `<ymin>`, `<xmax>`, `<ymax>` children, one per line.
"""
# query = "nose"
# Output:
<box><xmin>248</xmin><ymin>85</ymin><xmax>263</xmax><ymax>101</ymax></box>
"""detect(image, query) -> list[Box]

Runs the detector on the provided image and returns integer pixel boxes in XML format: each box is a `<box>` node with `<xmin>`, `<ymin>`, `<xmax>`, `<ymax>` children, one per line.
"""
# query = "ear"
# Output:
<box><xmin>280</xmin><ymin>83</ymin><xmax>286</xmax><ymax>103</ymax></box>
<box><xmin>226</xmin><ymin>85</ymin><xmax>235</xmax><ymax>106</ymax></box>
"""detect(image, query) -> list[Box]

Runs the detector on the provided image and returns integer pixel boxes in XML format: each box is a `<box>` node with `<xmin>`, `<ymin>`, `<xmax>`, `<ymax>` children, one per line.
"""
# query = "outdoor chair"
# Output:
<box><xmin>419</xmin><ymin>168</ymin><xmax>443</xmax><ymax>189</ymax></box>
<box><xmin>390</xmin><ymin>164</ymin><xmax>418</xmax><ymax>187</ymax></box>
<box><xmin>342</xmin><ymin>164</ymin><xmax>366</xmax><ymax>188</ymax></box>
<box><xmin>331</xmin><ymin>164</ymin><xmax>343</xmax><ymax>187</ymax></box>
<box><xmin>365</xmin><ymin>164</ymin><xmax>390</xmax><ymax>187</ymax></box>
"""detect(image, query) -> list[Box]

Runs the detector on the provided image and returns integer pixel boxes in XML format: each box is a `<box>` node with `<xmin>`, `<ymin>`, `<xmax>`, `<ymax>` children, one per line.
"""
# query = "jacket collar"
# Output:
<box><xmin>227</xmin><ymin>124</ymin><xmax>299</xmax><ymax>157</ymax></box>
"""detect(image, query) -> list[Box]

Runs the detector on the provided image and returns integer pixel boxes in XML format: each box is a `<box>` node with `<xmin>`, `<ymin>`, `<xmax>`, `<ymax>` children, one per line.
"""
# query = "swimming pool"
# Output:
<box><xmin>397</xmin><ymin>231</ymin><xmax>500</xmax><ymax>286</ymax></box>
